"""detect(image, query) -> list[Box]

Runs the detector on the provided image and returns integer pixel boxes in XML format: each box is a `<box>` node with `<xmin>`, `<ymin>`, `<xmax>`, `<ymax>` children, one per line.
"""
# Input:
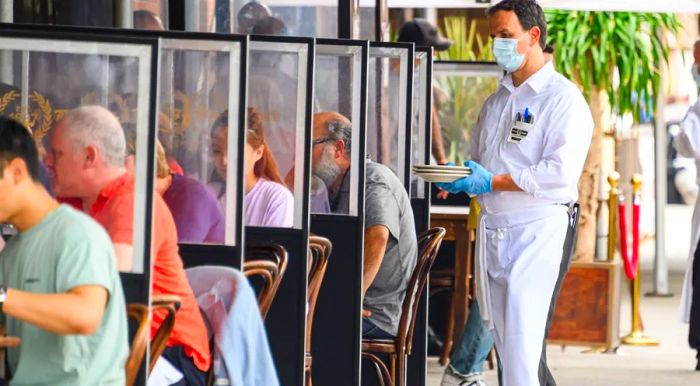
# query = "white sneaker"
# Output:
<box><xmin>440</xmin><ymin>365</ymin><xmax>488</xmax><ymax>386</ymax></box>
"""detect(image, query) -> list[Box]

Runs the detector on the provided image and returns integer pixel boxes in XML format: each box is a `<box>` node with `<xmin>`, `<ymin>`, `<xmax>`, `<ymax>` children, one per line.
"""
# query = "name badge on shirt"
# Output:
<box><xmin>508</xmin><ymin>120</ymin><xmax>534</xmax><ymax>144</ymax></box>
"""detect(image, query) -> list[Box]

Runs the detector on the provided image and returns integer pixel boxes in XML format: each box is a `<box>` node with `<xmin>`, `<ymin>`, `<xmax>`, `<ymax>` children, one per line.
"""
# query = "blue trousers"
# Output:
<box><xmin>449</xmin><ymin>301</ymin><xmax>494</xmax><ymax>375</ymax></box>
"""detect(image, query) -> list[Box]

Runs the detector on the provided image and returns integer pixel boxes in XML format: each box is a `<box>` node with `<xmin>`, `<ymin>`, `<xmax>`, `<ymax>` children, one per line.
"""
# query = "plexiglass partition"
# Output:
<box><xmin>410</xmin><ymin>48</ymin><xmax>431</xmax><ymax>199</ymax></box>
<box><xmin>433</xmin><ymin>61</ymin><xmax>502</xmax><ymax>164</ymax></box>
<box><xmin>0</xmin><ymin>32</ymin><xmax>157</xmax><ymax>277</ymax></box>
<box><xmin>367</xmin><ymin>42</ymin><xmax>413</xmax><ymax>189</ymax></box>
<box><xmin>312</xmin><ymin>41</ymin><xmax>367</xmax><ymax>216</ymax></box>
<box><xmin>248</xmin><ymin>37</ymin><xmax>311</xmax><ymax>229</ymax></box>
<box><xmin>158</xmin><ymin>37</ymin><xmax>246</xmax><ymax>246</ymax></box>
<box><xmin>309</xmin><ymin>38</ymin><xmax>368</xmax><ymax>386</ymax></box>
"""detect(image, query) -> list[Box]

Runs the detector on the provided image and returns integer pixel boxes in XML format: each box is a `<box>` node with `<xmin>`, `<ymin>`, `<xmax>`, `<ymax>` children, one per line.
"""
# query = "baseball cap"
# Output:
<box><xmin>398</xmin><ymin>18</ymin><xmax>452</xmax><ymax>51</ymax></box>
<box><xmin>237</xmin><ymin>1</ymin><xmax>272</xmax><ymax>33</ymax></box>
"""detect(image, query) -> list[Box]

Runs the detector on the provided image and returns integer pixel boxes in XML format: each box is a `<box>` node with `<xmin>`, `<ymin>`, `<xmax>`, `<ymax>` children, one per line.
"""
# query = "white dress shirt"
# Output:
<box><xmin>471</xmin><ymin>62</ymin><xmax>593</xmax><ymax>214</ymax></box>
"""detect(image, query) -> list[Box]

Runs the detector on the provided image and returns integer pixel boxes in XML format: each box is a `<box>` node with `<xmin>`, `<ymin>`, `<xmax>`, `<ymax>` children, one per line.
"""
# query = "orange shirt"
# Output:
<box><xmin>85</xmin><ymin>173</ymin><xmax>211</xmax><ymax>371</ymax></box>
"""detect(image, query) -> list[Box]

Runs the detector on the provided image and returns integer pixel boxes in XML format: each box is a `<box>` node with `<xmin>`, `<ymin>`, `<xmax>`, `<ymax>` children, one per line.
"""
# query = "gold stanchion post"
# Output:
<box><xmin>621</xmin><ymin>174</ymin><xmax>660</xmax><ymax>346</ymax></box>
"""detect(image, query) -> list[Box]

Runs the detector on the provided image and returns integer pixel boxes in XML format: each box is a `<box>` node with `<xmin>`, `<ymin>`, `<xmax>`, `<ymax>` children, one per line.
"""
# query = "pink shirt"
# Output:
<box><xmin>245</xmin><ymin>178</ymin><xmax>294</xmax><ymax>227</ymax></box>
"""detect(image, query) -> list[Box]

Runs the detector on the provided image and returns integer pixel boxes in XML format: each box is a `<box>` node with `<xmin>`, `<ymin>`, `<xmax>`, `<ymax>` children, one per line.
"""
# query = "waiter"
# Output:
<box><xmin>437</xmin><ymin>1</ymin><xmax>592</xmax><ymax>385</ymax></box>
<box><xmin>675</xmin><ymin>39</ymin><xmax>700</xmax><ymax>372</ymax></box>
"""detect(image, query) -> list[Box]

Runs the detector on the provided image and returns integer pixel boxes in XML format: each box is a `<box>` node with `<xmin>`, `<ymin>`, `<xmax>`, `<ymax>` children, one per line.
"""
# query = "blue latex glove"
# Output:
<box><xmin>436</xmin><ymin>160</ymin><xmax>493</xmax><ymax>195</ymax></box>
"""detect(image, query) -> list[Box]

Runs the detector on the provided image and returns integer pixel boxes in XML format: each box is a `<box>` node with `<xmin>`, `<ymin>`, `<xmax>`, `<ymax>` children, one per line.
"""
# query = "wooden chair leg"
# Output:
<box><xmin>389</xmin><ymin>354</ymin><xmax>397</xmax><ymax>386</ymax></box>
<box><xmin>440</xmin><ymin>289</ymin><xmax>456</xmax><ymax>366</ymax></box>
<box><xmin>397</xmin><ymin>352</ymin><xmax>407</xmax><ymax>386</ymax></box>
<box><xmin>362</xmin><ymin>353</ymin><xmax>391</xmax><ymax>386</ymax></box>
<box><xmin>305</xmin><ymin>368</ymin><xmax>312</xmax><ymax>386</ymax></box>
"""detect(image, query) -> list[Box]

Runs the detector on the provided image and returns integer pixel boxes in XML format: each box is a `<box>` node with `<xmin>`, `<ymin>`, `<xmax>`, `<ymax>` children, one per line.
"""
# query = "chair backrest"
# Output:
<box><xmin>306</xmin><ymin>235</ymin><xmax>332</xmax><ymax>351</ymax></box>
<box><xmin>244</xmin><ymin>243</ymin><xmax>288</xmax><ymax>319</ymax></box>
<box><xmin>397</xmin><ymin>227</ymin><xmax>446</xmax><ymax>353</ymax></box>
<box><xmin>126</xmin><ymin>303</ymin><xmax>150</xmax><ymax>386</ymax></box>
<box><xmin>243</xmin><ymin>260</ymin><xmax>280</xmax><ymax>319</ymax></box>
<box><xmin>149</xmin><ymin>298</ymin><xmax>180</xmax><ymax>372</ymax></box>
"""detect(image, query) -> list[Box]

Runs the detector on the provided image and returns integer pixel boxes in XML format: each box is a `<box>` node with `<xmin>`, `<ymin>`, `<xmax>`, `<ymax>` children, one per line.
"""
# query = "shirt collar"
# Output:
<box><xmin>90</xmin><ymin>172</ymin><xmax>133</xmax><ymax>215</ymax></box>
<box><xmin>501</xmin><ymin>61</ymin><xmax>555</xmax><ymax>94</ymax></box>
<box><xmin>56</xmin><ymin>173</ymin><xmax>133</xmax><ymax>215</ymax></box>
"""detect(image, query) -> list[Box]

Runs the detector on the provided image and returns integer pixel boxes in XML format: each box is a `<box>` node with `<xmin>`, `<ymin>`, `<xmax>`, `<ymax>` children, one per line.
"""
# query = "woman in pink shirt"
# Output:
<box><xmin>209</xmin><ymin>108</ymin><xmax>294</xmax><ymax>227</ymax></box>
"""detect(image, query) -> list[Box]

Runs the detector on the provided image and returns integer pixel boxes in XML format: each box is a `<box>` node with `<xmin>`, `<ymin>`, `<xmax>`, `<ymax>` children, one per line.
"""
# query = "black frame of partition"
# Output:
<box><xmin>0</xmin><ymin>26</ymin><xmax>160</xmax><ymax>386</ymax></box>
<box><xmin>310</xmin><ymin>37</ymin><xmax>369</xmax><ymax>386</ymax></box>
<box><xmin>245</xmin><ymin>34</ymin><xmax>315</xmax><ymax>386</ymax></box>
<box><xmin>0</xmin><ymin>22</ymin><xmax>251</xmax><ymax>269</ymax></box>
<box><xmin>368</xmin><ymin>41</ymin><xmax>414</xmax><ymax>192</ymax></box>
<box><xmin>407</xmin><ymin>46</ymin><xmax>433</xmax><ymax>386</ymax></box>
<box><xmin>0</xmin><ymin>25</ymin><xmax>160</xmax><ymax>306</ymax></box>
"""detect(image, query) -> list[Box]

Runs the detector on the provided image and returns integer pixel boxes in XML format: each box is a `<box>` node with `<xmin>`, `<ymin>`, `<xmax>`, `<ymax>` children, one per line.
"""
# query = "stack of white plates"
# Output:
<box><xmin>412</xmin><ymin>164</ymin><xmax>471</xmax><ymax>183</ymax></box>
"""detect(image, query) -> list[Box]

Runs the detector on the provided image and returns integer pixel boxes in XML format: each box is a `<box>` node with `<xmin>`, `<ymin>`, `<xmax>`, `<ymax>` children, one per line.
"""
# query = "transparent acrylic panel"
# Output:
<box><xmin>312</xmin><ymin>45</ymin><xmax>364</xmax><ymax>216</ymax></box>
<box><xmin>410</xmin><ymin>51</ymin><xmax>429</xmax><ymax>199</ymax></box>
<box><xmin>158</xmin><ymin>39</ymin><xmax>242</xmax><ymax>245</ymax></box>
<box><xmin>248</xmin><ymin>40</ymin><xmax>308</xmax><ymax>229</ymax></box>
<box><xmin>367</xmin><ymin>47</ymin><xmax>409</xmax><ymax>184</ymax></box>
<box><xmin>433</xmin><ymin>62</ymin><xmax>502</xmax><ymax>164</ymax></box>
<box><xmin>134</xmin><ymin>0</ymin><xmax>169</xmax><ymax>30</ymax></box>
<box><xmin>0</xmin><ymin>37</ymin><xmax>153</xmax><ymax>275</ymax></box>
<box><xmin>357</xmin><ymin>7</ymin><xmax>376</xmax><ymax>40</ymax></box>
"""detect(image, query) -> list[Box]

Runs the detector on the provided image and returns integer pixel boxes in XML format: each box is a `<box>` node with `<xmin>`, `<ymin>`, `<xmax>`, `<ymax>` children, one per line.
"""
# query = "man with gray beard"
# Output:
<box><xmin>312</xmin><ymin>112</ymin><xmax>418</xmax><ymax>338</ymax></box>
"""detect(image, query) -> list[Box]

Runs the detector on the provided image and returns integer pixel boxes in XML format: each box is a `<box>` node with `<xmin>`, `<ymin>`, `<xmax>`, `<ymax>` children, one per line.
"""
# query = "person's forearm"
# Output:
<box><xmin>492</xmin><ymin>173</ymin><xmax>524</xmax><ymax>192</ymax></box>
<box><xmin>363</xmin><ymin>247</ymin><xmax>385</xmax><ymax>295</ymax></box>
<box><xmin>431</xmin><ymin>107</ymin><xmax>448</xmax><ymax>164</ymax></box>
<box><xmin>3</xmin><ymin>287</ymin><xmax>106</xmax><ymax>335</ymax></box>
<box><xmin>363</xmin><ymin>228</ymin><xmax>389</xmax><ymax>295</ymax></box>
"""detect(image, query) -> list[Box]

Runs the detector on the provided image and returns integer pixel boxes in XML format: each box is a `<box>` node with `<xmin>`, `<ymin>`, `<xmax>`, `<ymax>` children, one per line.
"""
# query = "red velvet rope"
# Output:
<box><xmin>618</xmin><ymin>193</ymin><xmax>640</xmax><ymax>280</ymax></box>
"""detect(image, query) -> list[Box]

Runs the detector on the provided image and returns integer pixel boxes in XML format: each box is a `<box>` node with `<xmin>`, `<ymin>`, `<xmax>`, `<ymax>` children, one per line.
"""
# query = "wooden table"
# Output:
<box><xmin>430</xmin><ymin>205</ymin><xmax>473</xmax><ymax>347</ymax></box>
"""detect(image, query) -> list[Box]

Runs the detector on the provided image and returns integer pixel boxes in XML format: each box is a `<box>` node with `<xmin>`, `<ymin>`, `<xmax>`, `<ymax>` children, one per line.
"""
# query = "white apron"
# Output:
<box><xmin>674</xmin><ymin>101</ymin><xmax>700</xmax><ymax>323</ymax></box>
<box><xmin>475</xmin><ymin>204</ymin><xmax>568</xmax><ymax>386</ymax></box>
<box><xmin>679</xmin><ymin>159</ymin><xmax>700</xmax><ymax>323</ymax></box>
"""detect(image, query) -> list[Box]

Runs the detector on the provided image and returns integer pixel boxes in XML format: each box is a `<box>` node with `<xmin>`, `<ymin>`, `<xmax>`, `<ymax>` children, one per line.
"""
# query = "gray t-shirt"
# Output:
<box><xmin>363</xmin><ymin>161</ymin><xmax>418</xmax><ymax>336</ymax></box>
<box><xmin>0</xmin><ymin>205</ymin><xmax>128</xmax><ymax>385</ymax></box>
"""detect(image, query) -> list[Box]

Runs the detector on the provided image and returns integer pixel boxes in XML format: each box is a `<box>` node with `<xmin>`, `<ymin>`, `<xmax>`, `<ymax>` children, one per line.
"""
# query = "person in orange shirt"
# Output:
<box><xmin>44</xmin><ymin>105</ymin><xmax>211</xmax><ymax>385</ymax></box>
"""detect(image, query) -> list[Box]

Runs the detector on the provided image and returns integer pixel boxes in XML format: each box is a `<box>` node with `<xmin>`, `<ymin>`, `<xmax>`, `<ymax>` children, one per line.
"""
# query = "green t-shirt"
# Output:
<box><xmin>0</xmin><ymin>205</ymin><xmax>128</xmax><ymax>386</ymax></box>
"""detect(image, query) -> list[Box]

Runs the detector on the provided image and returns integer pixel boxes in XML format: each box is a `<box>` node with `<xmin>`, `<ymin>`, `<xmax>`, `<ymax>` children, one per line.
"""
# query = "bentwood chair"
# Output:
<box><xmin>126</xmin><ymin>303</ymin><xmax>150</xmax><ymax>386</ymax></box>
<box><xmin>244</xmin><ymin>243</ymin><xmax>288</xmax><ymax>319</ymax></box>
<box><xmin>305</xmin><ymin>236</ymin><xmax>332</xmax><ymax>386</ymax></box>
<box><xmin>362</xmin><ymin>227</ymin><xmax>446</xmax><ymax>386</ymax></box>
<box><xmin>149</xmin><ymin>295</ymin><xmax>182</xmax><ymax>372</ymax></box>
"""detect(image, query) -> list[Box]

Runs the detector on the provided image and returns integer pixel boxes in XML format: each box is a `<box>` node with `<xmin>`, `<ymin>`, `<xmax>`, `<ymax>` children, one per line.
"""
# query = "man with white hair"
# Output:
<box><xmin>45</xmin><ymin>105</ymin><xmax>211</xmax><ymax>385</ymax></box>
<box><xmin>0</xmin><ymin>116</ymin><xmax>128</xmax><ymax>385</ymax></box>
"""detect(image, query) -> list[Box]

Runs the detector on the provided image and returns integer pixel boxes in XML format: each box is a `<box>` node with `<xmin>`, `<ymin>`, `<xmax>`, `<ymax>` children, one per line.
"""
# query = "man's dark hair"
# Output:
<box><xmin>0</xmin><ymin>117</ymin><xmax>40</xmax><ymax>181</ymax></box>
<box><xmin>487</xmin><ymin>0</ymin><xmax>548</xmax><ymax>49</ymax></box>
<box><xmin>544</xmin><ymin>44</ymin><xmax>555</xmax><ymax>54</ymax></box>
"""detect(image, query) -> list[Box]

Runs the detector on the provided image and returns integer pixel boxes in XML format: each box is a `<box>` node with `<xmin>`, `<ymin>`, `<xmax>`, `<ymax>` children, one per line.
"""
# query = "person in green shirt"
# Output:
<box><xmin>0</xmin><ymin>116</ymin><xmax>128</xmax><ymax>385</ymax></box>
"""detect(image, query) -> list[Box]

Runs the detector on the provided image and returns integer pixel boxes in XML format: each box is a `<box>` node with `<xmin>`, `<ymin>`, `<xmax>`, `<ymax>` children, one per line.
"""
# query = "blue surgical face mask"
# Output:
<box><xmin>492</xmin><ymin>37</ymin><xmax>525</xmax><ymax>73</ymax></box>
<box><xmin>692</xmin><ymin>63</ymin><xmax>700</xmax><ymax>86</ymax></box>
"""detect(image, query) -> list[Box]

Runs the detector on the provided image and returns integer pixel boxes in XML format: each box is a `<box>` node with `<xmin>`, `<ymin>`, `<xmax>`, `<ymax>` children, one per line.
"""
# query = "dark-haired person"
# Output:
<box><xmin>437</xmin><ymin>1</ymin><xmax>593</xmax><ymax>385</ymax></box>
<box><xmin>0</xmin><ymin>117</ymin><xmax>128</xmax><ymax>385</ymax></box>
<box><xmin>209</xmin><ymin>108</ymin><xmax>294</xmax><ymax>227</ymax></box>
<box><xmin>45</xmin><ymin>105</ymin><xmax>211</xmax><ymax>385</ymax></box>
<box><xmin>133</xmin><ymin>9</ymin><xmax>164</xmax><ymax>30</ymax></box>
